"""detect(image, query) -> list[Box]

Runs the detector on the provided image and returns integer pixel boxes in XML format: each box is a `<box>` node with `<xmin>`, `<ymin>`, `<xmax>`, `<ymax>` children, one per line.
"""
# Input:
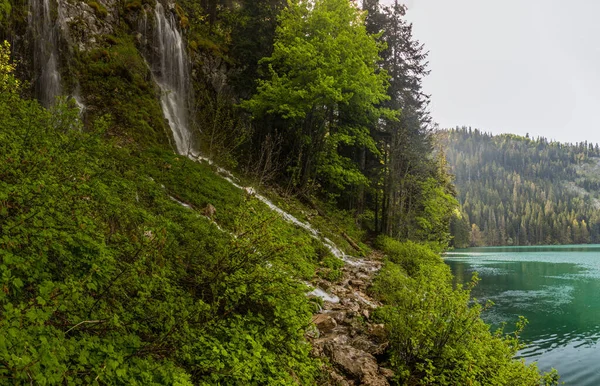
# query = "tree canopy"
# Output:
<box><xmin>242</xmin><ymin>0</ymin><xmax>391</xmax><ymax>191</ymax></box>
<box><xmin>445</xmin><ymin>127</ymin><xmax>600</xmax><ymax>247</ymax></box>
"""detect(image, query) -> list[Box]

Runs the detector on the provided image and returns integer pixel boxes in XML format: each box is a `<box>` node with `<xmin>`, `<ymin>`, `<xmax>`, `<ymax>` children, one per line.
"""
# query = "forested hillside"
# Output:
<box><xmin>445</xmin><ymin>127</ymin><xmax>600</xmax><ymax>247</ymax></box>
<box><xmin>0</xmin><ymin>0</ymin><xmax>559</xmax><ymax>384</ymax></box>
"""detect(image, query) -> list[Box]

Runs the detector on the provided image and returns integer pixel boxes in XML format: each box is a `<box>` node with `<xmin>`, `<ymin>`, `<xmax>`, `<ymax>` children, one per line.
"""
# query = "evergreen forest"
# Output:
<box><xmin>445</xmin><ymin>127</ymin><xmax>600</xmax><ymax>248</ymax></box>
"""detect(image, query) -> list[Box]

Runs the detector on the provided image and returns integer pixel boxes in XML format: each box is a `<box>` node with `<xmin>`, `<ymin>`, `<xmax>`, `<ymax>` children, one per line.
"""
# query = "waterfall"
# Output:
<box><xmin>193</xmin><ymin>155</ymin><xmax>366</xmax><ymax>267</ymax></box>
<box><xmin>29</xmin><ymin>0</ymin><xmax>61</xmax><ymax>107</ymax></box>
<box><xmin>152</xmin><ymin>2</ymin><xmax>194</xmax><ymax>155</ymax></box>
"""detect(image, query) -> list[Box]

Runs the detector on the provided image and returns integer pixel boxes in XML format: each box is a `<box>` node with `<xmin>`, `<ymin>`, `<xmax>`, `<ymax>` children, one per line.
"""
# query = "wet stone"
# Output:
<box><xmin>312</xmin><ymin>313</ymin><xmax>337</xmax><ymax>333</ymax></box>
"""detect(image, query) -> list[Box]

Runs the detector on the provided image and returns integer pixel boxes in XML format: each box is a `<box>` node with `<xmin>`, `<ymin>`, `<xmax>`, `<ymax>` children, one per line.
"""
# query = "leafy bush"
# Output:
<box><xmin>374</xmin><ymin>236</ymin><xmax>441</xmax><ymax>277</ymax></box>
<box><xmin>0</xmin><ymin>45</ymin><xmax>321</xmax><ymax>384</ymax></box>
<box><xmin>317</xmin><ymin>254</ymin><xmax>344</xmax><ymax>282</ymax></box>
<box><xmin>370</xmin><ymin>237</ymin><xmax>559</xmax><ymax>385</ymax></box>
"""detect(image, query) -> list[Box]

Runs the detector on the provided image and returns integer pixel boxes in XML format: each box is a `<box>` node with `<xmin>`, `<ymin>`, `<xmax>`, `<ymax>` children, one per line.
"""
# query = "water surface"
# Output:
<box><xmin>445</xmin><ymin>245</ymin><xmax>600</xmax><ymax>385</ymax></box>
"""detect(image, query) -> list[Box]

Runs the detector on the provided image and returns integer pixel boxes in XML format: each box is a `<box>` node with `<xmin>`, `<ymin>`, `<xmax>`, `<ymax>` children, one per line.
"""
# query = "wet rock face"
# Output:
<box><xmin>58</xmin><ymin>0</ymin><xmax>117</xmax><ymax>50</ymax></box>
<box><xmin>307</xmin><ymin>252</ymin><xmax>394</xmax><ymax>385</ymax></box>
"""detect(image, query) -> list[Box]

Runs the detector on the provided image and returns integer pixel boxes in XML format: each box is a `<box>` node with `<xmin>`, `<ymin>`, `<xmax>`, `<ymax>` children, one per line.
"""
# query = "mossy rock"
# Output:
<box><xmin>86</xmin><ymin>0</ymin><xmax>108</xmax><ymax>18</ymax></box>
<box><xmin>75</xmin><ymin>36</ymin><xmax>171</xmax><ymax>149</ymax></box>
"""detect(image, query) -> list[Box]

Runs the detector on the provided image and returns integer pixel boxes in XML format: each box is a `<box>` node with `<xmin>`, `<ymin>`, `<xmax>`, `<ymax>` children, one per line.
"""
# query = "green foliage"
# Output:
<box><xmin>374</xmin><ymin>237</ymin><xmax>440</xmax><ymax>277</ymax></box>
<box><xmin>449</xmin><ymin>208</ymin><xmax>471</xmax><ymax>249</ymax></box>
<box><xmin>446</xmin><ymin>127</ymin><xmax>600</xmax><ymax>246</ymax></box>
<box><xmin>412</xmin><ymin>176</ymin><xmax>457</xmax><ymax>250</ymax></box>
<box><xmin>0</xmin><ymin>41</ymin><xmax>18</xmax><ymax>93</ymax></box>
<box><xmin>195</xmin><ymin>90</ymin><xmax>252</xmax><ymax>169</ymax></box>
<box><xmin>0</xmin><ymin>0</ymin><xmax>10</xmax><ymax>24</ymax></box>
<box><xmin>0</xmin><ymin>50</ymin><xmax>323</xmax><ymax>384</ymax></box>
<box><xmin>317</xmin><ymin>254</ymin><xmax>344</xmax><ymax>282</ymax></box>
<box><xmin>241</xmin><ymin>0</ymin><xmax>391</xmax><ymax>191</ymax></box>
<box><xmin>75</xmin><ymin>36</ymin><xmax>169</xmax><ymax>148</ymax></box>
<box><xmin>370</xmin><ymin>237</ymin><xmax>558</xmax><ymax>385</ymax></box>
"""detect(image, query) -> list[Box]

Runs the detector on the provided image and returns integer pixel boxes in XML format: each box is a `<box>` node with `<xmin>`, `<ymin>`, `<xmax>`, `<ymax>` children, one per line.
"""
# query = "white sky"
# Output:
<box><xmin>387</xmin><ymin>0</ymin><xmax>600</xmax><ymax>145</ymax></box>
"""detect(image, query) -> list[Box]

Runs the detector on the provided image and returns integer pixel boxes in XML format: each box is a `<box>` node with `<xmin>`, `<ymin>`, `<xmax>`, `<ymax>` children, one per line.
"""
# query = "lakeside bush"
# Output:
<box><xmin>370</xmin><ymin>237</ymin><xmax>559</xmax><ymax>385</ymax></box>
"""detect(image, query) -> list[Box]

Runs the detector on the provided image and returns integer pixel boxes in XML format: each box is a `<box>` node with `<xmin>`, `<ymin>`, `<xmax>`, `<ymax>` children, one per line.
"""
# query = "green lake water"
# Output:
<box><xmin>445</xmin><ymin>245</ymin><xmax>600</xmax><ymax>385</ymax></box>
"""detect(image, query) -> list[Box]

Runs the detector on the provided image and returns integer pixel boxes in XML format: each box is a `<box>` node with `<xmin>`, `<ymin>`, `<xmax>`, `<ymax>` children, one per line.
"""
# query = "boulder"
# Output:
<box><xmin>324</xmin><ymin>342</ymin><xmax>389</xmax><ymax>386</ymax></box>
<box><xmin>203</xmin><ymin>204</ymin><xmax>216</xmax><ymax>218</ymax></box>
<box><xmin>312</xmin><ymin>313</ymin><xmax>337</xmax><ymax>333</ymax></box>
<box><xmin>350</xmin><ymin>335</ymin><xmax>388</xmax><ymax>356</ymax></box>
<box><xmin>325</xmin><ymin>310</ymin><xmax>347</xmax><ymax>324</ymax></box>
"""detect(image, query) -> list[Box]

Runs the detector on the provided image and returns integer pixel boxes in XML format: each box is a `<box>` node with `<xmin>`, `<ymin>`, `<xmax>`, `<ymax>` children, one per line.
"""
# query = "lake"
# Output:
<box><xmin>445</xmin><ymin>245</ymin><xmax>600</xmax><ymax>385</ymax></box>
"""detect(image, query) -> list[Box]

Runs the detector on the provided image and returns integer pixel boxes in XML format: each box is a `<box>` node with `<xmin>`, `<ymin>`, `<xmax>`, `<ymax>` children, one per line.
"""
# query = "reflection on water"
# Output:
<box><xmin>445</xmin><ymin>245</ymin><xmax>600</xmax><ymax>386</ymax></box>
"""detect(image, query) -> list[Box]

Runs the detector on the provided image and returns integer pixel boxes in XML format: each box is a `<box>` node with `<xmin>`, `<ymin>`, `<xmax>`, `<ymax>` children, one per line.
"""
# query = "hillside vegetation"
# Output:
<box><xmin>0</xmin><ymin>0</ymin><xmax>561</xmax><ymax>384</ymax></box>
<box><xmin>445</xmin><ymin>127</ymin><xmax>600</xmax><ymax>247</ymax></box>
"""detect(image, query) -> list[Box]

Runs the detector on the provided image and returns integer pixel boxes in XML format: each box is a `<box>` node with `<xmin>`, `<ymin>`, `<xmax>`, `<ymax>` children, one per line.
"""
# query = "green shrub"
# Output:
<box><xmin>370</xmin><ymin>237</ymin><xmax>559</xmax><ymax>385</ymax></box>
<box><xmin>75</xmin><ymin>37</ymin><xmax>169</xmax><ymax>148</ymax></box>
<box><xmin>317</xmin><ymin>254</ymin><xmax>344</xmax><ymax>282</ymax></box>
<box><xmin>374</xmin><ymin>236</ymin><xmax>441</xmax><ymax>277</ymax></box>
<box><xmin>0</xmin><ymin>48</ymin><xmax>321</xmax><ymax>384</ymax></box>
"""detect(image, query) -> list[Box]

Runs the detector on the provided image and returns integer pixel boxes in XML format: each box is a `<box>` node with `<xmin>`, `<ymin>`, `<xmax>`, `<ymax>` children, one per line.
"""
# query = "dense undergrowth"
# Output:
<box><xmin>370</xmin><ymin>237</ymin><xmax>559</xmax><ymax>385</ymax></box>
<box><xmin>75</xmin><ymin>36</ymin><xmax>170</xmax><ymax>149</ymax></box>
<box><xmin>0</xmin><ymin>45</ymin><xmax>332</xmax><ymax>384</ymax></box>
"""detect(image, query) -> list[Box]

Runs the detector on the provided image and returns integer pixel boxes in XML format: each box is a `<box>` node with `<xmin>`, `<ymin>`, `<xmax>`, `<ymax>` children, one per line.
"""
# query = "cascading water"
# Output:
<box><xmin>193</xmin><ymin>155</ymin><xmax>365</xmax><ymax>267</ymax></box>
<box><xmin>29</xmin><ymin>0</ymin><xmax>62</xmax><ymax>107</ymax></box>
<box><xmin>147</xmin><ymin>4</ymin><xmax>362</xmax><ymax>302</ymax></box>
<box><xmin>152</xmin><ymin>2</ymin><xmax>194</xmax><ymax>155</ymax></box>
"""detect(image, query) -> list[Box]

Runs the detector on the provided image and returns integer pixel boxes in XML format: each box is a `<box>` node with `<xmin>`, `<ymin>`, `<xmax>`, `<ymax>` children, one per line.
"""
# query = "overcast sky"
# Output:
<box><xmin>390</xmin><ymin>0</ymin><xmax>600</xmax><ymax>145</ymax></box>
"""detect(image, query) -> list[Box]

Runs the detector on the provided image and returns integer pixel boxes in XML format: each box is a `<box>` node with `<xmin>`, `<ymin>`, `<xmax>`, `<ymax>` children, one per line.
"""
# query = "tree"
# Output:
<box><xmin>241</xmin><ymin>0</ymin><xmax>391</xmax><ymax>192</ymax></box>
<box><xmin>470</xmin><ymin>223</ymin><xmax>483</xmax><ymax>247</ymax></box>
<box><xmin>0</xmin><ymin>0</ymin><xmax>9</xmax><ymax>24</ymax></box>
<box><xmin>363</xmin><ymin>1</ymin><xmax>437</xmax><ymax>238</ymax></box>
<box><xmin>450</xmin><ymin>209</ymin><xmax>470</xmax><ymax>248</ymax></box>
<box><xmin>446</xmin><ymin>127</ymin><xmax>600</xmax><ymax>246</ymax></box>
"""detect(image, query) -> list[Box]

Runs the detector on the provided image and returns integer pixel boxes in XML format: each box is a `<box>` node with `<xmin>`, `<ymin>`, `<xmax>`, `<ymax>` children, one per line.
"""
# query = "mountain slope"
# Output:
<box><xmin>444</xmin><ymin>127</ymin><xmax>600</xmax><ymax>247</ymax></box>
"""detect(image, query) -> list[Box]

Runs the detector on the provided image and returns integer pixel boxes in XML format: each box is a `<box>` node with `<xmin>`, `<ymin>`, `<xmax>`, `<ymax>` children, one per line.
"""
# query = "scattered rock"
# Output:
<box><xmin>327</xmin><ymin>371</ymin><xmax>352</xmax><ymax>386</ymax></box>
<box><xmin>350</xmin><ymin>336</ymin><xmax>388</xmax><ymax>355</ymax></box>
<box><xmin>380</xmin><ymin>367</ymin><xmax>395</xmax><ymax>380</ymax></box>
<box><xmin>203</xmin><ymin>204</ymin><xmax>216</xmax><ymax>218</ymax></box>
<box><xmin>312</xmin><ymin>314</ymin><xmax>337</xmax><ymax>333</ymax></box>
<box><xmin>324</xmin><ymin>342</ymin><xmax>389</xmax><ymax>386</ymax></box>
<box><xmin>340</xmin><ymin>297</ymin><xmax>361</xmax><ymax>313</ymax></box>
<box><xmin>368</xmin><ymin>324</ymin><xmax>387</xmax><ymax>342</ymax></box>
<box><xmin>361</xmin><ymin>309</ymin><xmax>370</xmax><ymax>320</ymax></box>
<box><xmin>349</xmin><ymin>279</ymin><xmax>365</xmax><ymax>288</ymax></box>
<box><xmin>325</xmin><ymin>310</ymin><xmax>347</xmax><ymax>324</ymax></box>
<box><xmin>308</xmin><ymin>251</ymin><xmax>390</xmax><ymax>385</ymax></box>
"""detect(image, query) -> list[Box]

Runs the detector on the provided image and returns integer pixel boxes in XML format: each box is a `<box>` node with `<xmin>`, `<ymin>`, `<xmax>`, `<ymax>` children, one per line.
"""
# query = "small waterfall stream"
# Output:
<box><xmin>152</xmin><ymin>2</ymin><xmax>194</xmax><ymax>155</ymax></box>
<box><xmin>146</xmin><ymin>3</ymin><xmax>361</xmax><ymax>302</ymax></box>
<box><xmin>193</xmin><ymin>156</ymin><xmax>365</xmax><ymax>267</ymax></box>
<box><xmin>30</xmin><ymin>0</ymin><xmax>62</xmax><ymax>106</ymax></box>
